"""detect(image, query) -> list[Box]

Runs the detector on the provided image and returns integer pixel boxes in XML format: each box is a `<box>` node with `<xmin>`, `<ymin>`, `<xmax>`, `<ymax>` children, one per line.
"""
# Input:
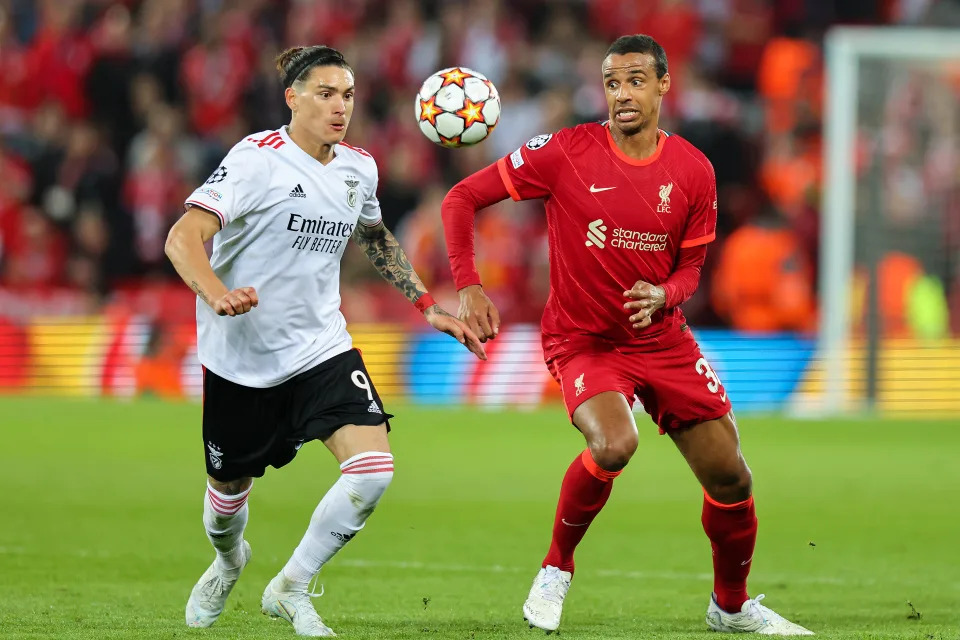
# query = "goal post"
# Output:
<box><xmin>819</xmin><ymin>27</ymin><xmax>960</xmax><ymax>415</ymax></box>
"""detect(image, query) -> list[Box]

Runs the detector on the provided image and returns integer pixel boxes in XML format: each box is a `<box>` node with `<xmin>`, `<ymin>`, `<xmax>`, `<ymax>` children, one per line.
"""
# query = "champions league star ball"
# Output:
<box><xmin>415</xmin><ymin>67</ymin><xmax>501</xmax><ymax>148</ymax></box>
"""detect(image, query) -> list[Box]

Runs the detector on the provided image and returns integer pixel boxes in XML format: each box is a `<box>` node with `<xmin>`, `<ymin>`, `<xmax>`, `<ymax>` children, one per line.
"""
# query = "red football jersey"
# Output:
<box><xmin>496</xmin><ymin>122</ymin><xmax>717</xmax><ymax>358</ymax></box>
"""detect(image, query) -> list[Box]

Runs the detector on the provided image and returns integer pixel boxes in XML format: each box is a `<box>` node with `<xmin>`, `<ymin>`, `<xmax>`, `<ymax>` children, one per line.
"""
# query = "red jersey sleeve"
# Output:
<box><xmin>441</xmin><ymin>163</ymin><xmax>511</xmax><ymax>289</ymax></box>
<box><xmin>680</xmin><ymin>158</ymin><xmax>718</xmax><ymax>249</ymax></box>
<box><xmin>661</xmin><ymin>245</ymin><xmax>707</xmax><ymax>308</ymax></box>
<box><xmin>495</xmin><ymin>132</ymin><xmax>565</xmax><ymax>201</ymax></box>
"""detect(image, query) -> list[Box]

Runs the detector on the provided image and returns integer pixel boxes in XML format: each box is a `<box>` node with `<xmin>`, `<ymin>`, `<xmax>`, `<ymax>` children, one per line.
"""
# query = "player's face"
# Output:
<box><xmin>286</xmin><ymin>65</ymin><xmax>355</xmax><ymax>146</ymax></box>
<box><xmin>602</xmin><ymin>53</ymin><xmax>670</xmax><ymax>135</ymax></box>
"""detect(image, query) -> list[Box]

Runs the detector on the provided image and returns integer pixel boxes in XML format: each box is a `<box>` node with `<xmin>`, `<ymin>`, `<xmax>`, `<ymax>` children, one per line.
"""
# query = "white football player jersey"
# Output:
<box><xmin>184</xmin><ymin>127</ymin><xmax>381</xmax><ymax>388</ymax></box>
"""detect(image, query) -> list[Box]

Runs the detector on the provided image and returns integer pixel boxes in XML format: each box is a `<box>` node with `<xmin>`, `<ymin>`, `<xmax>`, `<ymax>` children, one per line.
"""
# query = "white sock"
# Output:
<box><xmin>281</xmin><ymin>452</ymin><xmax>394</xmax><ymax>590</ymax></box>
<box><xmin>203</xmin><ymin>482</ymin><xmax>251</xmax><ymax>577</ymax></box>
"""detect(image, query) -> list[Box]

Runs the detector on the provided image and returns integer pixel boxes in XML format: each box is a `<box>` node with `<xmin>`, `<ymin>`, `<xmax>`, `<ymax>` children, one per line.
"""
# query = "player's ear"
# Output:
<box><xmin>285</xmin><ymin>86</ymin><xmax>298</xmax><ymax>114</ymax></box>
<box><xmin>658</xmin><ymin>72</ymin><xmax>671</xmax><ymax>96</ymax></box>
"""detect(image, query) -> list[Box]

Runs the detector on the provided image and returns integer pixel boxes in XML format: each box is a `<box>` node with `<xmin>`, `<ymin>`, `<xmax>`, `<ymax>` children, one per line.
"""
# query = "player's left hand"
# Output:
<box><xmin>424</xmin><ymin>305</ymin><xmax>487</xmax><ymax>360</ymax></box>
<box><xmin>623</xmin><ymin>280</ymin><xmax>666</xmax><ymax>330</ymax></box>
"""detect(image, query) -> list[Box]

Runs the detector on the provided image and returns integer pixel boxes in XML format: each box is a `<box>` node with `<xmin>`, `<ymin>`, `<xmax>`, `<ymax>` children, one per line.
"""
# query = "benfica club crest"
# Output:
<box><xmin>345</xmin><ymin>178</ymin><xmax>359</xmax><ymax>208</ymax></box>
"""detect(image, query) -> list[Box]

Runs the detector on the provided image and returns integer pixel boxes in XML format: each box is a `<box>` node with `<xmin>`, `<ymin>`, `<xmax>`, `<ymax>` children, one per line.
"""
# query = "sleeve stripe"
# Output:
<box><xmin>360</xmin><ymin>217</ymin><xmax>382</xmax><ymax>227</ymax></box>
<box><xmin>185</xmin><ymin>200</ymin><xmax>226</xmax><ymax>229</ymax></box>
<box><xmin>680</xmin><ymin>232</ymin><xmax>715</xmax><ymax>248</ymax></box>
<box><xmin>496</xmin><ymin>157</ymin><xmax>521</xmax><ymax>202</ymax></box>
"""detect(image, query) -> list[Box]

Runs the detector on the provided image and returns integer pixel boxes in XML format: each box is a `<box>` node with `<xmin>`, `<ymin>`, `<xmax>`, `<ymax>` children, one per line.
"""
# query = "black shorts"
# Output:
<box><xmin>201</xmin><ymin>348</ymin><xmax>393</xmax><ymax>481</ymax></box>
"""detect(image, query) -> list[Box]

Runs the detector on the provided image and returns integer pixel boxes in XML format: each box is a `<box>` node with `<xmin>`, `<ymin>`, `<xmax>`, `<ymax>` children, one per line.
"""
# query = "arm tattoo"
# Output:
<box><xmin>190</xmin><ymin>280</ymin><xmax>210</xmax><ymax>305</ymax></box>
<box><xmin>351</xmin><ymin>221</ymin><xmax>429</xmax><ymax>306</ymax></box>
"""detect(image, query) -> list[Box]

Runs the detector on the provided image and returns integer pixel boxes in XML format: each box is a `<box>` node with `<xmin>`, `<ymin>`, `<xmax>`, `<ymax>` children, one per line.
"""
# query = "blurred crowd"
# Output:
<box><xmin>0</xmin><ymin>0</ymin><xmax>958</xmax><ymax>335</ymax></box>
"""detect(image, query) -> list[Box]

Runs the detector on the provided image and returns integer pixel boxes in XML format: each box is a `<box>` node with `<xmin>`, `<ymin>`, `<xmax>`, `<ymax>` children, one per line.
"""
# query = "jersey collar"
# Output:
<box><xmin>278</xmin><ymin>126</ymin><xmax>340</xmax><ymax>169</ymax></box>
<box><xmin>604</xmin><ymin>123</ymin><xmax>667</xmax><ymax>167</ymax></box>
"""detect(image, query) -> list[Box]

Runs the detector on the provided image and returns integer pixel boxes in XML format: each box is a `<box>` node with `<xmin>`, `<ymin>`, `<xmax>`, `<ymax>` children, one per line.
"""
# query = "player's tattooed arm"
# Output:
<box><xmin>352</xmin><ymin>220</ymin><xmax>487</xmax><ymax>360</ymax></box>
<box><xmin>190</xmin><ymin>280</ymin><xmax>211</xmax><ymax>305</ymax></box>
<box><xmin>351</xmin><ymin>220</ymin><xmax>433</xmax><ymax>309</ymax></box>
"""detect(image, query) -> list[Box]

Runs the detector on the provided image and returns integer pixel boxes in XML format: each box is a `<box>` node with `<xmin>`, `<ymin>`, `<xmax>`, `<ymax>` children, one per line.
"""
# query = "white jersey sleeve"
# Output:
<box><xmin>184</xmin><ymin>144</ymin><xmax>268</xmax><ymax>228</ymax></box>
<box><xmin>358</xmin><ymin>160</ymin><xmax>382</xmax><ymax>227</ymax></box>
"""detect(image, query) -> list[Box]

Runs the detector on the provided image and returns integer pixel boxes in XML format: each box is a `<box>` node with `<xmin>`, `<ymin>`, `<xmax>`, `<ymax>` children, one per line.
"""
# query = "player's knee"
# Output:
<box><xmin>705</xmin><ymin>467</ymin><xmax>752</xmax><ymax>504</ymax></box>
<box><xmin>590</xmin><ymin>432</ymin><xmax>638</xmax><ymax>471</ymax></box>
<box><xmin>343</xmin><ymin>470</ymin><xmax>393</xmax><ymax>513</ymax></box>
<box><xmin>340</xmin><ymin>452</ymin><xmax>394</xmax><ymax>512</ymax></box>
<box><xmin>204</xmin><ymin>481</ymin><xmax>252</xmax><ymax>532</ymax></box>
<box><xmin>209</xmin><ymin>477</ymin><xmax>253</xmax><ymax>496</ymax></box>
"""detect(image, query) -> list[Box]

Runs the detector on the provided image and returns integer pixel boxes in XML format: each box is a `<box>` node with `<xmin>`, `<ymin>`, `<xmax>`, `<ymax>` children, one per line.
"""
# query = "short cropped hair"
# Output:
<box><xmin>605</xmin><ymin>35</ymin><xmax>668</xmax><ymax>79</ymax></box>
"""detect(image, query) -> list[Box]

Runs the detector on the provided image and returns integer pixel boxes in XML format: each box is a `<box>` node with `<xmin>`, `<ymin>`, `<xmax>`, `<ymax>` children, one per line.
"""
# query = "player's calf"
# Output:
<box><xmin>203</xmin><ymin>480</ymin><xmax>253</xmax><ymax>574</ymax></box>
<box><xmin>185</xmin><ymin>481</ymin><xmax>254</xmax><ymax>628</ymax></box>
<box><xmin>264</xmin><ymin>452</ymin><xmax>393</xmax><ymax>636</ymax></box>
<box><xmin>278</xmin><ymin>452</ymin><xmax>394</xmax><ymax>590</ymax></box>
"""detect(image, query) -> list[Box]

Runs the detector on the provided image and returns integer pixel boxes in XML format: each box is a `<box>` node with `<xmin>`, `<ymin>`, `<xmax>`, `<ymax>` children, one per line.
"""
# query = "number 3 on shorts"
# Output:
<box><xmin>351</xmin><ymin>370</ymin><xmax>374</xmax><ymax>401</ymax></box>
<box><xmin>695</xmin><ymin>357</ymin><xmax>727</xmax><ymax>402</ymax></box>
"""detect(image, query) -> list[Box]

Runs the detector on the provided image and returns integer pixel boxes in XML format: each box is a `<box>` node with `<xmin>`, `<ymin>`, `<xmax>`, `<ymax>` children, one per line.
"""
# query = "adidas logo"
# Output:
<box><xmin>330</xmin><ymin>531</ymin><xmax>355</xmax><ymax>542</ymax></box>
<box><xmin>289</xmin><ymin>184</ymin><xmax>306</xmax><ymax>198</ymax></box>
<box><xmin>367</xmin><ymin>400</ymin><xmax>382</xmax><ymax>414</ymax></box>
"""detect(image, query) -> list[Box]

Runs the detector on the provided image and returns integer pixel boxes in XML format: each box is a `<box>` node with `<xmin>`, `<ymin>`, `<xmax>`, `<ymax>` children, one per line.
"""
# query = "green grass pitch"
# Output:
<box><xmin>1</xmin><ymin>397</ymin><xmax>957</xmax><ymax>639</ymax></box>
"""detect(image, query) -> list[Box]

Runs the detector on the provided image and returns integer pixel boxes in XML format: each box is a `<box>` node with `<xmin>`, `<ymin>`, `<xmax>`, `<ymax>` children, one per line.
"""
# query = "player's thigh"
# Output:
<box><xmin>549</xmin><ymin>350</ymin><xmax>635</xmax><ymax>421</ymax></box>
<box><xmin>550</xmin><ymin>350</ymin><xmax>639</xmax><ymax>467</ymax></box>
<box><xmin>202</xmin><ymin>367</ymin><xmax>289</xmax><ymax>481</ymax></box>
<box><xmin>668</xmin><ymin>412</ymin><xmax>751</xmax><ymax>502</ymax></box>
<box><xmin>292</xmin><ymin>349</ymin><xmax>394</xmax><ymax>465</ymax></box>
<box><xmin>323</xmin><ymin>423</ymin><xmax>390</xmax><ymax>463</ymax></box>
<box><xmin>638</xmin><ymin>335</ymin><xmax>731</xmax><ymax>434</ymax></box>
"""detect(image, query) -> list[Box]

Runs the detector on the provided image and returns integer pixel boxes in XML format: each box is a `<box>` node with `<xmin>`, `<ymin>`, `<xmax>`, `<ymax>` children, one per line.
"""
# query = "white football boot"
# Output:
<box><xmin>522</xmin><ymin>565</ymin><xmax>572</xmax><ymax>633</ymax></box>
<box><xmin>261</xmin><ymin>573</ymin><xmax>337</xmax><ymax>637</ymax></box>
<box><xmin>185</xmin><ymin>540</ymin><xmax>252</xmax><ymax>627</ymax></box>
<box><xmin>706</xmin><ymin>593</ymin><xmax>814</xmax><ymax>635</ymax></box>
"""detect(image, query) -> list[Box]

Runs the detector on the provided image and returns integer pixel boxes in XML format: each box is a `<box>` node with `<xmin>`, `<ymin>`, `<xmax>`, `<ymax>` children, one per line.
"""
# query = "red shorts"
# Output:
<box><xmin>546</xmin><ymin>329</ymin><xmax>732</xmax><ymax>432</ymax></box>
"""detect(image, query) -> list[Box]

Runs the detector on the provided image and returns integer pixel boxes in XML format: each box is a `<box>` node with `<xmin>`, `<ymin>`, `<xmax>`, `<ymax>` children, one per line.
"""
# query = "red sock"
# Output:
<box><xmin>542</xmin><ymin>449</ymin><xmax>620</xmax><ymax>573</ymax></box>
<box><xmin>701</xmin><ymin>491</ymin><xmax>757</xmax><ymax>613</ymax></box>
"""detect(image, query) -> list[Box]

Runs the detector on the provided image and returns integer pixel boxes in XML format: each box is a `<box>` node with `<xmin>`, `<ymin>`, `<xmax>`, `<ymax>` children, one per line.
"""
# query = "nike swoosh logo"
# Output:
<box><xmin>589</xmin><ymin>184</ymin><xmax>616</xmax><ymax>193</ymax></box>
<box><xmin>720</xmin><ymin>390</ymin><xmax>728</xmax><ymax>403</ymax></box>
<box><xmin>561</xmin><ymin>518</ymin><xmax>588</xmax><ymax>527</ymax></box>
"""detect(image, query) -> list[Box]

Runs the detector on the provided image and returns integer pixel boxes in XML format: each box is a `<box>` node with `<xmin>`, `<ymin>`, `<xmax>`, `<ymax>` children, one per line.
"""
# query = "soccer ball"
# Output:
<box><xmin>415</xmin><ymin>67</ymin><xmax>501</xmax><ymax>148</ymax></box>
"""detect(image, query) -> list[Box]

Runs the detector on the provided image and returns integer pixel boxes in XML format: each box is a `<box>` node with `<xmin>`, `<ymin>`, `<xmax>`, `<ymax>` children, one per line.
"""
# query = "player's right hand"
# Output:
<box><xmin>457</xmin><ymin>285</ymin><xmax>500</xmax><ymax>342</ymax></box>
<box><xmin>623</xmin><ymin>280</ymin><xmax>665</xmax><ymax>330</ymax></box>
<box><xmin>424</xmin><ymin>305</ymin><xmax>487</xmax><ymax>360</ymax></box>
<box><xmin>213</xmin><ymin>287</ymin><xmax>259</xmax><ymax>317</ymax></box>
